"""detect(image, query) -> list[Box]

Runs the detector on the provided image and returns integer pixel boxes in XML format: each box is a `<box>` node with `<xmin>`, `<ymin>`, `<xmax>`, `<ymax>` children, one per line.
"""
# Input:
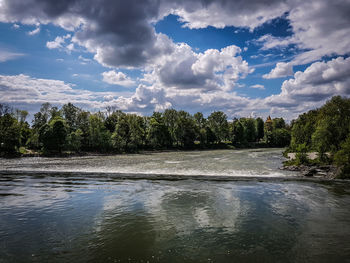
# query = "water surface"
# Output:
<box><xmin>1</xmin><ymin>149</ymin><xmax>350</xmax><ymax>262</ymax></box>
<box><xmin>0</xmin><ymin>148</ymin><xmax>294</xmax><ymax>178</ymax></box>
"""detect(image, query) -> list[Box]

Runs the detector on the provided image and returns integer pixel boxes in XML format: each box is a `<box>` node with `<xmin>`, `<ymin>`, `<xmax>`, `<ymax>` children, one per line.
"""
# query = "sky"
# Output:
<box><xmin>0</xmin><ymin>0</ymin><xmax>349</xmax><ymax>121</ymax></box>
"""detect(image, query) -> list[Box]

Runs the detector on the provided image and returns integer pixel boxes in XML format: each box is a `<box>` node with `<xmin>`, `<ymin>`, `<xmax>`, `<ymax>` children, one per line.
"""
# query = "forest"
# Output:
<box><xmin>1</xmin><ymin>96</ymin><xmax>349</xmax><ymax>178</ymax></box>
<box><xmin>0</xmin><ymin>102</ymin><xmax>291</xmax><ymax>156</ymax></box>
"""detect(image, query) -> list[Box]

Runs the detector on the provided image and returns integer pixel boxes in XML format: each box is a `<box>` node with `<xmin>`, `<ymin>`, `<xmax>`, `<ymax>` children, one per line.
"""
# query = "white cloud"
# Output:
<box><xmin>250</xmin><ymin>84</ymin><xmax>265</xmax><ymax>90</ymax></box>
<box><xmin>0</xmin><ymin>74</ymin><xmax>132</xmax><ymax>116</ymax></box>
<box><xmin>0</xmin><ymin>0</ymin><xmax>349</xmax><ymax>121</ymax></box>
<box><xmin>162</xmin><ymin>0</ymin><xmax>289</xmax><ymax>30</ymax></box>
<box><xmin>263</xmin><ymin>57</ymin><xmax>350</xmax><ymax>118</ymax></box>
<box><xmin>263</xmin><ymin>62</ymin><xmax>294</xmax><ymax>79</ymax></box>
<box><xmin>46</xmin><ymin>36</ymin><xmax>65</xmax><ymax>49</ymax></box>
<box><xmin>12</xmin><ymin>23</ymin><xmax>19</xmax><ymax>29</ymax></box>
<box><xmin>256</xmin><ymin>0</ymin><xmax>350</xmax><ymax>74</ymax></box>
<box><xmin>0</xmin><ymin>49</ymin><xmax>24</xmax><ymax>62</ymax></box>
<box><xmin>109</xmin><ymin>43</ymin><xmax>254</xmax><ymax>116</ymax></box>
<box><xmin>66</xmin><ymin>43</ymin><xmax>75</xmax><ymax>52</ymax></box>
<box><xmin>103</xmin><ymin>95</ymin><xmax>114</xmax><ymax>101</ymax></box>
<box><xmin>256</xmin><ymin>34</ymin><xmax>295</xmax><ymax>51</ymax></box>
<box><xmin>27</xmin><ymin>27</ymin><xmax>40</xmax><ymax>36</ymax></box>
<box><xmin>102</xmin><ymin>71</ymin><xmax>136</xmax><ymax>87</ymax></box>
<box><xmin>148</xmin><ymin>43</ymin><xmax>252</xmax><ymax>93</ymax></box>
<box><xmin>46</xmin><ymin>34</ymin><xmax>73</xmax><ymax>53</ymax></box>
<box><xmin>78</xmin><ymin>55</ymin><xmax>91</xmax><ymax>63</ymax></box>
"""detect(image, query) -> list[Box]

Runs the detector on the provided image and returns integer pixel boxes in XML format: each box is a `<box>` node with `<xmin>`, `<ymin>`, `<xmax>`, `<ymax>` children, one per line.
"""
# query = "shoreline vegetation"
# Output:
<box><xmin>282</xmin><ymin>96</ymin><xmax>350</xmax><ymax>179</ymax></box>
<box><xmin>1</xmin><ymin>96</ymin><xmax>349</xmax><ymax>179</ymax></box>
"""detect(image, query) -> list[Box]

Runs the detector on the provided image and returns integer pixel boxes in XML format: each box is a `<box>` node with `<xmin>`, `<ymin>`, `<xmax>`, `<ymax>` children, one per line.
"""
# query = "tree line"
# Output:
<box><xmin>286</xmin><ymin>96</ymin><xmax>350</xmax><ymax>178</ymax></box>
<box><xmin>0</xmin><ymin>102</ymin><xmax>291</xmax><ymax>156</ymax></box>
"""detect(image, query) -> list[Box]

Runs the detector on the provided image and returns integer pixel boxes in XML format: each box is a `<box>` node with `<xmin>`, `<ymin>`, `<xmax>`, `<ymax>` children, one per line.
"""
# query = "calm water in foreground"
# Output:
<box><xmin>1</xmin><ymin>149</ymin><xmax>350</xmax><ymax>262</ymax></box>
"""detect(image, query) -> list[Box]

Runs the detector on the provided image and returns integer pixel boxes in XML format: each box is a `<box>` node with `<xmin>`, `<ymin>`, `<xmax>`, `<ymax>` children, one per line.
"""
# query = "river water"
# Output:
<box><xmin>1</xmin><ymin>149</ymin><xmax>350</xmax><ymax>262</ymax></box>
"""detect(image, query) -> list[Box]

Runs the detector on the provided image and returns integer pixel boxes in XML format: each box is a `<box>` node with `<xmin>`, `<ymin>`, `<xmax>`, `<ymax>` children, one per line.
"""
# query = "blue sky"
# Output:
<box><xmin>0</xmin><ymin>0</ymin><xmax>349</xmax><ymax>121</ymax></box>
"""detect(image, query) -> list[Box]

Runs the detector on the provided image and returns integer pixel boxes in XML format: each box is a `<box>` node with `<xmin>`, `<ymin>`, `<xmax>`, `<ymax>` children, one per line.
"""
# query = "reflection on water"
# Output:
<box><xmin>1</xmin><ymin>175</ymin><xmax>350</xmax><ymax>262</ymax></box>
<box><xmin>0</xmin><ymin>148</ymin><xmax>295</xmax><ymax>177</ymax></box>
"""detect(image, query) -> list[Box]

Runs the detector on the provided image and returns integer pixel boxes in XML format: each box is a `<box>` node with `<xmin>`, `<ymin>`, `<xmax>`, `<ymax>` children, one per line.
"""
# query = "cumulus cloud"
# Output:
<box><xmin>161</xmin><ymin>0</ymin><xmax>289</xmax><ymax>30</ymax></box>
<box><xmin>263</xmin><ymin>62</ymin><xmax>294</xmax><ymax>79</ymax></box>
<box><xmin>148</xmin><ymin>43</ymin><xmax>252</xmax><ymax>93</ymax></box>
<box><xmin>0</xmin><ymin>0</ymin><xmax>290</xmax><ymax>69</ymax></box>
<box><xmin>263</xmin><ymin>57</ymin><xmax>350</xmax><ymax>117</ymax></box>
<box><xmin>0</xmin><ymin>0</ymin><xmax>349</xmax><ymax>120</ymax></box>
<box><xmin>46</xmin><ymin>36</ymin><xmax>65</xmax><ymax>49</ymax></box>
<box><xmin>46</xmin><ymin>34</ymin><xmax>73</xmax><ymax>52</ymax></box>
<box><xmin>1</xmin><ymin>0</ymin><xmax>349</xmax><ymax>70</ymax></box>
<box><xmin>0</xmin><ymin>74</ymin><xmax>131</xmax><ymax>116</ymax></box>
<box><xmin>102</xmin><ymin>71</ymin><xmax>136</xmax><ymax>87</ymax></box>
<box><xmin>110</xmin><ymin>43</ymin><xmax>253</xmax><ymax>116</ymax></box>
<box><xmin>257</xmin><ymin>0</ymin><xmax>350</xmax><ymax>74</ymax></box>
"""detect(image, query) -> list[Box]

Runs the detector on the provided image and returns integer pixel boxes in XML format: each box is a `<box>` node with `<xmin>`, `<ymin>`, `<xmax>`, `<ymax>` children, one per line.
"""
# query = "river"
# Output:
<box><xmin>1</xmin><ymin>149</ymin><xmax>350</xmax><ymax>262</ymax></box>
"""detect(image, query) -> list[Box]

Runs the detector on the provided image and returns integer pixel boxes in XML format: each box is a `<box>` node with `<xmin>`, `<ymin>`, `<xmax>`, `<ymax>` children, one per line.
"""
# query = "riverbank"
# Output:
<box><xmin>280</xmin><ymin>164</ymin><xmax>340</xmax><ymax>179</ymax></box>
<box><xmin>282</xmin><ymin>151</ymin><xmax>347</xmax><ymax>179</ymax></box>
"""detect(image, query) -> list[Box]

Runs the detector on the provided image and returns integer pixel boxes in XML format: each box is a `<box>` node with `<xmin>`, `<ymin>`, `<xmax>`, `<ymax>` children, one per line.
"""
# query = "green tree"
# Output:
<box><xmin>76</xmin><ymin>110</ymin><xmax>90</xmax><ymax>150</ymax></box>
<box><xmin>163</xmin><ymin>109</ymin><xmax>178</xmax><ymax>146</ymax></box>
<box><xmin>128</xmin><ymin>115</ymin><xmax>146</xmax><ymax>151</ymax></box>
<box><xmin>19</xmin><ymin>121</ymin><xmax>31</xmax><ymax>147</ymax></box>
<box><xmin>194</xmin><ymin>112</ymin><xmax>206</xmax><ymax>129</ymax></box>
<box><xmin>256</xmin><ymin>117</ymin><xmax>264</xmax><ymax>142</ymax></box>
<box><xmin>62</xmin><ymin>103</ymin><xmax>80</xmax><ymax>132</ymax></box>
<box><xmin>289</xmin><ymin>110</ymin><xmax>318</xmax><ymax>150</ymax></box>
<box><xmin>272</xmin><ymin>128</ymin><xmax>291</xmax><ymax>147</ymax></box>
<box><xmin>207</xmin><ymin>111</ymin><xmax>228</xmax><ymax>143</ymax></box>
<box><xmin>334</xmin><ymin>136</ymin><xmax>350</xmax><ymax>178</ymax></box>
<box><xmin>15</xmin><ymin>109</ymin><xmax>29</xmax><ymax>123</ymax></box>
<box><xmin>88</xmin><ymin>114</ymin><xmax>112</xmax><ymax>152</ymax></box>
<box><xmin>241</xmin><ymin>118</ymin><xmax>257</xmax><ymax>143</ymax></box>
<box><xmin>231</xmin><ymin>120</ymin><xmax>244</xmax><ymax>145</ymax></box>
<box><xmin>112</xmin><ymin>114</ymin><xmax>130</xmax><ymax>152</ymax></box>
<box><xmin>0</xmin><ymin>113</ymin><xmax>21</xmax><ymax>155</ymax></box>
<box><xmin>147</xmin><ymin>112</ymin><xmax>171</xmax><ymax>148</ymax></box>
<box><xmin>272</xmin><ymin>118</ymin><xmax>286</xmax><ymax>130</ymax></box>
<box><xmin>311</xmin><ymin>118</ymin><xmax>332</xmax><ymax>162</ymax></box>
<box><xmin>104</xmin><ymin>110</ymin><xmax>124</xmax><ymax>133</ymax></box>
<box><xmin>39</xmin><ymin>117</ymin><xmax>68</xmax><ymax>153</ymax></box>
<box><xmin>174</xmin><ymin>110</ymin><xmax>197</xmax><ymax>147</ymax></box>
<box><xmin>67</xmin><ymin>129</ymin><xmax>83</xmax><ymax>152</ymax></box>
<box><xmin>294</xmin><ymin>143</ymin><xmax>309</xmax><ymax>165</ymax></box>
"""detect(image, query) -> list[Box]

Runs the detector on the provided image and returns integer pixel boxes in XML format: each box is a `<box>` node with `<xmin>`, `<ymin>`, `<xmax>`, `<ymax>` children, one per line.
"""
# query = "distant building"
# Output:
<box><xmin>266</xmin><ymin>115</ymin><xmax>272</xmax><ymax>123</ymax></box>
<box><xmin>265</xmin><ymin>116</ymin><xmax>273</xmax><ymax>131</ymax></box>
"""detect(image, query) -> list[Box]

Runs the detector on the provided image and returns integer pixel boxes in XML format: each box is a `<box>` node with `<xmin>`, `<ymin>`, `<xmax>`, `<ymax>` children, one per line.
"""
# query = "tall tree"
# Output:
<box><xmin>231</xmin><ymin>120</ymin><xmax>244</xmax><ymax>145</ymax></box>
<box><xmin>163</xmin><ymin>109</ymin><xmax>178</xmax><ymax>146</ymax></box>
<box><xmin>207</xmin><ymin>111</ymin><xmax>228</xmax><ymax>143</ymax></box>
<box><xmin>175</xmin><ymin>110</ymin><xmax>197</xmax><ymax>147</ymax></box>
<box><xmin>256</xmin><ymin>117</ymin><xmax>264</xmax><ymax>142</ymax></box>
<box><xmin>147</xmin><ymin>112</ymin><xmax>171</xmax><ymax>148</ymax></box>
<box><xmin>62</xmin><ymin>103</ymin><xmax>80</xmax><ymax>132</ymax></box>
<box><xmin>241</xmin><ymin>118</ymin><xmax>257</xmax><ymax>143</ymax></box>
<box><xmin>0</xmin><ymin>113</ymin><xmax>20</xmax><ymax>155</ymax></box>
<box><xmin>39</xmin><ymin>117</ymin><xmax>67</xmax><ymax>153</ymax></box>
